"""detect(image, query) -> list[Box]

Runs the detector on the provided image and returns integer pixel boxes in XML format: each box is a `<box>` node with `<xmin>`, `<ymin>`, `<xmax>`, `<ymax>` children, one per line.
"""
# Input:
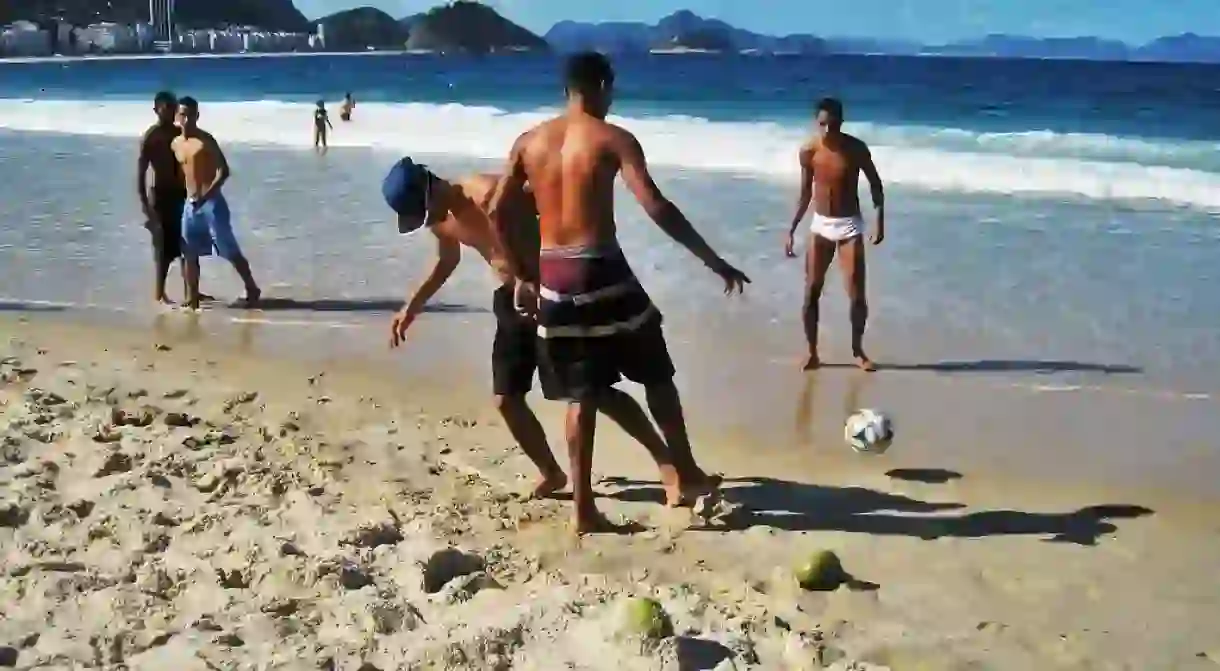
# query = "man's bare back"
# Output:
<box><xmin>482</xmin><ymin>52</ymin><xmax>748</xmax><ymax>535</ymax></box>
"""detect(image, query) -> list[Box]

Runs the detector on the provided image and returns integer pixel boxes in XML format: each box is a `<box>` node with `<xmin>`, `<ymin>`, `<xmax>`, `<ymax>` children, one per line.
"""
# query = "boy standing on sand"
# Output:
<box><xmin>313</xmin><ymin>100</ymin><xmax>334</xmax><ymax>152</ymax></box>
<box><xmin>483</xmin><ymin>52</ymin><xmax>750</xmax><ymax>534</ymax></box>
<box><xmin>384</xmin><ymin>158</ymin><xmax>690</xmax><ymax>503</ymax></box>
<box><xmin>172</xmin><ymin>97</ymin><xmax>262</xmax><ymax>311</ymax></box>
<box><xmin>783</xmin><ymin>97</ymin><xmax>885</xmax><ymax>372</ymax></box>
<box><xmin>137</xmin><ymin>91</ymin><xmax>191</xmax><ymax>305</ymax></box>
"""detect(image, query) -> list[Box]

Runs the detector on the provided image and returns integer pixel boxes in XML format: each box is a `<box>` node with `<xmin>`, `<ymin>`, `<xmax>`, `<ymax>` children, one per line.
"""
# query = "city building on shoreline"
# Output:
<box><xmin>2</xmin><ymin>18</ymin><xmax>317</xmax><ymax>56</ymax></box>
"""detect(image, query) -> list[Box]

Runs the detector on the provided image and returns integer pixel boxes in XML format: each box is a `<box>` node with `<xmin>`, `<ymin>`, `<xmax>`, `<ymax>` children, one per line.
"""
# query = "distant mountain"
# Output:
<box><xmin>0</xmin><ymin>0</ymin><xmax>310</xmax><ymax>31</ymax></box>
<box><xmin>398</xmin><ymin>0</ymin><xmax>547</xmax><ymax>53</ymax></box>
<box><xmin>544</xmin><ymin>12</ymin><xmax>1220</xmax><ymax>62</ymax></box>
<box><xmin>1133</xmin><ymin>33</ymin><xmax>1220</xmax><ymax>62</ymax></box>
<box><xmin>923</xmin><ymin>34</ymin><xmax>1130</xmax><ymax>59</ymax></box>
<box><xmin>314</xmin><ymin>7</ymin><xmax>405</xmax><ymax>50</ymax></box>
<box><xmin>546</xmin><ymin>10</ymin><xmax>825</xmax><ymax>54</ymax></box>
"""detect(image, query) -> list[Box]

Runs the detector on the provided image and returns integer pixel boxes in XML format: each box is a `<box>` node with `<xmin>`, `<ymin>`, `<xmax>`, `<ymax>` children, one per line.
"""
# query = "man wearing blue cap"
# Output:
<box><xmin>383</xmin><ymin>157</ymin><xmax>689</xmax><ymax>501</ymax></box>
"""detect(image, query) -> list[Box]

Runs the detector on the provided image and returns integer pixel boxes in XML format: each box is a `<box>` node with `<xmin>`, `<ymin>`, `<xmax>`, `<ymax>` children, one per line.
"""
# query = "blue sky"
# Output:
<box><xmin>296</xmin><ymin>0</ymin><xmax>1220</xmax><ymax>43</ymax></box>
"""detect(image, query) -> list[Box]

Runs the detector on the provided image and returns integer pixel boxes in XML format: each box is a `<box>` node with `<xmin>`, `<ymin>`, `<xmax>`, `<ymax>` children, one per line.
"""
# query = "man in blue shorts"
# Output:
<box><xmin>172</xmin><ymin>97</ymin><xmax>261</xmax><ymax>310</ymax></box>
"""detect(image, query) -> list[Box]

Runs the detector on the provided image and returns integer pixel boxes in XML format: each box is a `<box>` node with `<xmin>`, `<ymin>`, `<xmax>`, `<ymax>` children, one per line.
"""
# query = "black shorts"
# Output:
<box><xmin>152</xmin><ymin>187</ymin><xmax>186</xmax><ymax>263</ymax></box>
<box><xmin>538</xmin><ymin>312</ymin><xmax>676</xmax><ymax>402</ymax></box>
<box><xmin>491</xmin><ymin>285</ymin><xmax>541</xmax><ymax>396</ymax></box>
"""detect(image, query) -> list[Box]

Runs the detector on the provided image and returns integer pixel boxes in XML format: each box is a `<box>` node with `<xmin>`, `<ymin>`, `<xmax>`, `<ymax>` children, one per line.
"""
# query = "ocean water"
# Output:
<box><xmin>1</xmin><ymin>53</ymin><xmax>1218</xmax><ymax>496</ymax></box>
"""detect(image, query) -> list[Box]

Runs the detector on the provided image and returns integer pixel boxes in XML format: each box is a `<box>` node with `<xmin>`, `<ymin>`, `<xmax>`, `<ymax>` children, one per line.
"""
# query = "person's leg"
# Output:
<box><xmin>490</xmin><ymin>287</ymin><xmax>566</xmax><ymax>497</ymax></box>
<box><xmin>208</xmin><ymin>197</ymin><xmax>260</xmax><ymax>304</ymax></box>
<box><xmin>495</xmin><ymin>394</ymin><xmax>566</xmax><ymax>496</ymax></box>
<box><xmin>183</xmin><ymin>254</ymin><xmax>202</xmax><ymax>310</ymax></box>
<box><xmin>802</xmin><ymin>235</ymin><xmax>836</xmax><ymax>369</ymax></box>
<box><xmin>148</xmin><ymin>224</ymin><xmax>170</xmax><ymax>304</ymax></box>
<box><xmin>837</xmin><ymin>236</ymin><xmax>874</xmax><ymax>371</ymax></box>
<box><xmin>616</xmin><ymin>318</ymin><xmax>717</xmax><ymax>506</ymax></box>
<box><xmin>540</xmin><ymin>336</ymin><xmax>620</xmax><ymax>534</ymax></box>
<box><xmin>595</xmin><ymin>387</ymin><xmax>681</xmax><ymax>502</ymax></box>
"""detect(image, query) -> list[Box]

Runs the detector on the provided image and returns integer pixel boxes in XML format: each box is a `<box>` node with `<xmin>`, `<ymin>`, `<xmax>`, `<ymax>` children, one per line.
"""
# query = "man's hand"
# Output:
<box><xmin>513</xmin><ymin>280</ymin><xmax>539</xmax><ymax>320</ymax></box>
<box><xmin>870</xmin><ymin>224</ymin><xmax>885</xmax><ymax>246</ymax></box>
<box><xmin>389</xmin><ymin>308</ymin><xmax>415</xmax><ymax>349</ymax></box>
<box><xmin>783</xmin><ymin>231</ymin><xmax>797</xmax><ymax>258</ymax></box>
<box><xmin>710</xmin><ymin>259</ymin><xmax>751</xmax><ymax>295</ymax></box>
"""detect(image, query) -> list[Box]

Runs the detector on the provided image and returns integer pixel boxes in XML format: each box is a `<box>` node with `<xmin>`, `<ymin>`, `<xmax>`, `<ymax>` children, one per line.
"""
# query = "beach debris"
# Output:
<box><xmin>0</xmin><ymin>646</ymin><xmax>18</xmax><ymax>668</ymax></box>
<box><xmin>619</xmin><ymin>596</ymin><xmax>674</xmax><ymax>640</ymax></box>
<box><xmin>794</xmin><ymin>550</ymin><xmax>847</xmax><ymax>591</ymax></box>
<box><xmin>0</xmin><ymin>501</ymin><xmax>30</xmax><ymax>528</ymax></box>
<box><xmin>216</xmin><ymin>568</ymin><xmax>249</xmax><ymax>589</ymax></box>
<box><xmin>222</xmin><ymin>390</ymin><xmax>258</xmax><ymax>413</ymax></box>
<box><xmin>163</xmin><ymin>412</ymin><xmax>196</xmax><ymax>427</ymax></box>
<box><xmin>91</xmin><ymin>424</ymin><xmax>123</xmax><ymax>443</ymax></box>
<box><xmin>421</xmin><ymin>548</ymin><xmax>486</xmax><ymax>593</ymax></box>
<box><xmin>261</xmin><ymin>597</ymin><xmax>301</xmax><ymax>617</ymax></box>
<box><xmin>92</xmin><ymin>450</ymin><xmax>133</xmax><ymax>477</ymax></box>
<box><xmin>341</xmin><ymin>519</ymin><xmax>404</xmax><ymax>549</ymax></box>
<box><xmin>111</xmin><ymin>405</ymin><xmax>157</xmax><ymax>427</ymax></box>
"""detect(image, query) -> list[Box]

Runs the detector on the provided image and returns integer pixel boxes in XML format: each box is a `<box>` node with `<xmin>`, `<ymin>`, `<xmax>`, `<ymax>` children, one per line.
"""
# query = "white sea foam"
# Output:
<box><xmin>2</xmin><ymin>98</ymin><xmax>1219</xmax><ymax>210</ymax></box>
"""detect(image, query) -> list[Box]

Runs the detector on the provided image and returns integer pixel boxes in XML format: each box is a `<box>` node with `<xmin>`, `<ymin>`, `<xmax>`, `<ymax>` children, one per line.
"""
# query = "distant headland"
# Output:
<box><xmin>3</xmin><ymin>1</ymin><xmax>1219</xmax><ymax>63</ymax></box>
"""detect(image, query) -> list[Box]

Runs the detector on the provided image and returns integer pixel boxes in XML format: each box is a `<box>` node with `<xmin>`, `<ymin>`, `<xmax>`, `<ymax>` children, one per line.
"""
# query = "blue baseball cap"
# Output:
<box><xmin>382</xmin><ymin>157</ymin><xmax>438</xmax><ymax>234</ymax></box>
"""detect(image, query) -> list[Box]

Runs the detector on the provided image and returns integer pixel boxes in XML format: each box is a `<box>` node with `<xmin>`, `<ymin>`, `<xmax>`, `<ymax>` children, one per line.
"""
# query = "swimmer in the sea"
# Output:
<box><xmin>172</xmin><ymin>96</ymin><xmax>262</xmax><ymax>311</ymax></box>
<box><xmin>783</xmin><ymin>97</ymin><xmax>885</xmax><ymax>372</ymax></box>
<box><xmin>384</xmin><ymin>158</ymin><xmax>691</xmax><ymax>503</ymax></box>
<box><xmin>484</xmin><ymin>52</ymin><xmax>749</xmax><ymax>534</ymax></box>
<box><xmin>339</xmin><ymin>92</ymin><xmax>355</xmax><ymax>122</ymax></box>
<box><xmin>313</xmin><ymin>99</ymin><xmax>333</xmax><ymax>152</ymax></box>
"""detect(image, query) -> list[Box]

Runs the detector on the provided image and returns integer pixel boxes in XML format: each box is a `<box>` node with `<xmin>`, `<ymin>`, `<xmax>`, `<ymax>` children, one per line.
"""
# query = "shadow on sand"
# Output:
<box><xmin>874</xmin><ymin>359</ymin><xmax>1142</xmax><ymax>375</ymax></box>
<box><xmin>602</xmin><ymin>476</ymin><xmax>1153</xmax><ymax>546</ymax></box>
<box><xmin>248</xmin><ymin>298</ymin><xmax>484</xmax><ymax>314</ymax></box>
<box><xmin>886</xmin><ymin>467</ymin><xmax>964</xmax><ymax>484</ymax></box>
<box><xmin>0</xmin><ymin>301</ymin><xmax>66</xmax><ymax>313</ymax></box>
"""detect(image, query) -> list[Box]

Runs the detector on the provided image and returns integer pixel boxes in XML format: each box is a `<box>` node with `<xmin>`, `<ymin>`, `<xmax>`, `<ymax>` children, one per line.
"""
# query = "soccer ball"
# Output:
<box><xmin>844</xmin><ymin>408</ymin><xmax>894</xmax><ymax>454</ymax></box>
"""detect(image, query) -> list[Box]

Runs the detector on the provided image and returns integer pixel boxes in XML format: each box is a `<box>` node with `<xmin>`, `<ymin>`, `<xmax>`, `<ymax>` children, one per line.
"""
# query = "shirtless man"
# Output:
<box><xmin>484</xmin><ymin>52</ymin><xmax>750</xmax><ymax>534</ymax></box>
<box><xmin>137</xmin><ymin>91</ymin><xmax>189</xmax><ymax>305</ymax></box>
<box><xmin>783</xmin><ymin>97</ymin><xmax>885</xmax><ymax>372</ymax></box>
<box><xmin>172</xmin><ymin>97</ymin><xmax>261</xmax><ymax>311</ymax></box>
<box><xmin>383</xmin><ymin>158</ymin><xmax>689</xmax><ymax>502</ymax></box>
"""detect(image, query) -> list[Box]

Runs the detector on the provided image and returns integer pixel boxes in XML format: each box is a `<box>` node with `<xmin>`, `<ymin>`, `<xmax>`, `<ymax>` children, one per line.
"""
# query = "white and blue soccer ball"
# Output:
<box><xmin>844</xmin><ymin>408</ymin><xmax>894</xmax><ymax>454</ymax></box>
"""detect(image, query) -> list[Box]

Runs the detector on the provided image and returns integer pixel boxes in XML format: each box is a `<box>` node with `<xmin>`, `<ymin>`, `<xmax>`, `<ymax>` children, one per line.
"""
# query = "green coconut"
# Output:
<box><xmin>794</xmin><ymin>550</ymin><xmax>846</xmax><ymax>591</ymax></box>
<box><xmin>620</xmin><ymin>596</ymin><xmax>673</xmax><ymax>639</ymax></box>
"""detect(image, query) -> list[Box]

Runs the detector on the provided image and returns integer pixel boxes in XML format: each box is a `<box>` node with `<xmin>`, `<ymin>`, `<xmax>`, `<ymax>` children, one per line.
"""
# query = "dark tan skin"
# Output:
<box><xmin>137</xmin><ymin>100</ymin><xmax>187</xmax><ymax>305</ymax></box>
<box><xmin>388</xmin><ymin>174</ymin><xmax>690</xmax><ymax>502</ymax></box>
<box><xmin>484</xmin><ymin>81</ymin><xmax>750</xmax><ymax>535</ymax></box>
<box><xmin>784</xmin><ymin>108</ymin><xmax>885</xmax><ymax>372</ymax></box>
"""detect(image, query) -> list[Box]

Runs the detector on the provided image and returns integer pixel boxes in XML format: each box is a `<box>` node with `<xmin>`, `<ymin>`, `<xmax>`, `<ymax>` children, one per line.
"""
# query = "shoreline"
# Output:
<box><xmin>2</xmin><ymin>312</ymin><xmax>1219</xmax><ymax>668</ymax></box>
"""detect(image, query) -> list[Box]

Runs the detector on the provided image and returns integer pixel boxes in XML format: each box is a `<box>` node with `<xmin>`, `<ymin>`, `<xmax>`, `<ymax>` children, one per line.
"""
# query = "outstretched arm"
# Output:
<box><xmin>859</xmin><ymin>143</ymin><xmax>885</xmax><ymax>242</ymax></box>
<box><xmin>484</xmin><ymin>134</ymin><xmax>530</xmax><ymax>281</ymax></box>
<box><xmin>787</xmin><ymin>144</ymin><xmax>816</xmax><ymax>237</ymax></box>
<box><xmin>616</xmin><ymin>129</ymin><xmax>731</xmax><ymax>274</ymax></box>
<box><xmin>391</xmin><ymin>233</ymin><xmax>461</xmax><ymax>347</ymax></box>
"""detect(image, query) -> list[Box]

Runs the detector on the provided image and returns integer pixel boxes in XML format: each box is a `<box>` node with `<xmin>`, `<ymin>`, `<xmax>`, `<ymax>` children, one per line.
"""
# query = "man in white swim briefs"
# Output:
<box><xmin>783</xmin><ymin>97</ymin><xmax>885</xmax><ymax>372</ymax></box>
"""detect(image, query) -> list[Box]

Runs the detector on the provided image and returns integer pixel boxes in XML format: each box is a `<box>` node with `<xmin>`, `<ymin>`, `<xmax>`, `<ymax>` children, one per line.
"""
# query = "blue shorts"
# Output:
<box><xmin>181</xmin><ymin>195</ymin><xmax>243</xmax><ymax>260</ymax></box>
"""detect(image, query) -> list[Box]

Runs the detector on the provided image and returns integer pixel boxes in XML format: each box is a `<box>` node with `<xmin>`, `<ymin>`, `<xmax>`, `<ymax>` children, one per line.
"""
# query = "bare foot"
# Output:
<box><xmin>668</xmin><ymin>472</ymin><xmax>724</xmax><ymax>508</ymax></box>
<box><xmin>155</xmin><ymin>295</ymin><xmax>175</xmax><ymax>307</ymax></box>
<box><xmin>529</xmin><ymin>471</ymin><xmax>568</xmax><ymax>500</ymax></box>
<box><xmin>854</xmin><ymin>354</ymin><xmax>877</xmax><ymax>372</ymax></box>
<box><xmin>801</xmin><ymin>353</ymin><xmax>821</xmax><ymax>370</ymax></box>
<box><xmin>659</xmin><ymin>465</ymin><xmax>682</xmax><ymax>507</ymax></box>
<box><xmin>231</xmin><ymin>287</ymin><xmax>262</xmax><ymax>309</ymax></box>
<box><xmin>574</xmin><ymin>507</ymin><xmax>620</xmax><ymax>536</ymax></box>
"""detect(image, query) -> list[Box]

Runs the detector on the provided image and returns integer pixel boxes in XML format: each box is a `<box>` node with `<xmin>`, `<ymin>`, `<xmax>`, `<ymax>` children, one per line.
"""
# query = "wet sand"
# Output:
<box><xmin>2</xmin><ymin>313</ymin><xmax>1219</xmax><ymax>669</ymax></box>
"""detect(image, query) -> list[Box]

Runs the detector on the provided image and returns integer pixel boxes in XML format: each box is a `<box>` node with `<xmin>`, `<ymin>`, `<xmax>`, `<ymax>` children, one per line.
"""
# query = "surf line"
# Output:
<box><xmin>0</xmin><ymin>296</ymin><xmax>363</xmax><ymax>330</ymax></box>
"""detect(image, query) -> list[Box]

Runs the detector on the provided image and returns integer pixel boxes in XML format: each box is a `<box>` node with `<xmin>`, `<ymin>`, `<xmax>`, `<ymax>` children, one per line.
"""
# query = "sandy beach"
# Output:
<box><xmin>1</xmin><ymin>312</ymin><xmax>1218</xmax><ymax>670</ymax></box>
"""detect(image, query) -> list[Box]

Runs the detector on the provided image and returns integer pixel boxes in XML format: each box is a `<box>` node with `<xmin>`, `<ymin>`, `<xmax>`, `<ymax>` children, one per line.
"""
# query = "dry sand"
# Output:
<box><xmin>1</xmin><ymin>313</ymin><xmax>1219</xmax><ymax>670</ymax></box>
